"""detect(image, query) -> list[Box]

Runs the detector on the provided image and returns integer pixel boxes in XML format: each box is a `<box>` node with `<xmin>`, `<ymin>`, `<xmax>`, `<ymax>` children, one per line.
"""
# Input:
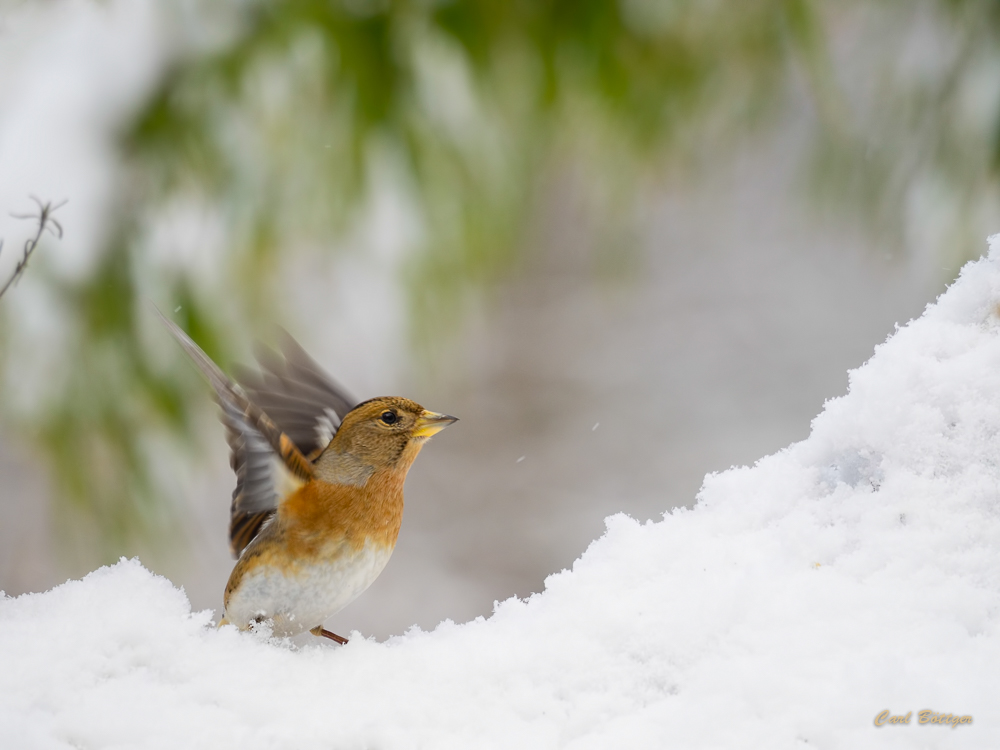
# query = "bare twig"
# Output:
<box><xmin>0</xmin><ymin>197</ymin><xmax>66</xmax><ymax>301</ymax></box>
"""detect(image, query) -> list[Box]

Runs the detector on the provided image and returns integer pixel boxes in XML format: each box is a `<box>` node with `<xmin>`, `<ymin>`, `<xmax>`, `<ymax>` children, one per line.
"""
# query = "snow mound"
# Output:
<box><xmin>6</xmin><ymin>246</ymin><xmax>1000</xmax><ymax>749</ymax></box>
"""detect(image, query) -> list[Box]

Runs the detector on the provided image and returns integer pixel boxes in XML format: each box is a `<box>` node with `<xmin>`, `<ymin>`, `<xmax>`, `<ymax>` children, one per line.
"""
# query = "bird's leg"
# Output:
<box><xmin>310</xmin><ymin>625</ymin><xmax>348</xmax><ymax>644</ymax></box>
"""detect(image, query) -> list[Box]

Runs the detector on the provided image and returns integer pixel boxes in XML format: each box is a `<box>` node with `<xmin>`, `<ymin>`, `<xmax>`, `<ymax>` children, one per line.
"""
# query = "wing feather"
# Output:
<box><xmin>158</xmin><ymin>310</ymin><xmax>314</xmax><ymax>557</ymax></box>
<box><xmin>236</xmin><ymin>329</ymin><xmax>357</xmax><ymax>458</ymax></box>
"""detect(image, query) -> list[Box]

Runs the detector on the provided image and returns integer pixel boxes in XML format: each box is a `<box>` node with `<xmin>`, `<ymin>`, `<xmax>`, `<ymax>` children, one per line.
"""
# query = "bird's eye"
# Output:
<box><xmin>380</xmin><ymin>410</ymin><xmax>398</xmax><ymax>425</ymax></box>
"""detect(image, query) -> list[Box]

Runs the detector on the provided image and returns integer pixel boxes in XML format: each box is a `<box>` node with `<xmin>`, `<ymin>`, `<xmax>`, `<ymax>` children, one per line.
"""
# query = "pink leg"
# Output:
<box><xmin>310</xmin><ymin>625</ymin><xmax>348</xmax><ymax>644</ymax></box>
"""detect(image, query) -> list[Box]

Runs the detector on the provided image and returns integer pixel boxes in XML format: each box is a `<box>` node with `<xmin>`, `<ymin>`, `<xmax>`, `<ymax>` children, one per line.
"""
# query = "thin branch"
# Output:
<box><xmin>0</xmin><ymin>197</ymin><xmax>66</xmax><ymax>302</ymax></box>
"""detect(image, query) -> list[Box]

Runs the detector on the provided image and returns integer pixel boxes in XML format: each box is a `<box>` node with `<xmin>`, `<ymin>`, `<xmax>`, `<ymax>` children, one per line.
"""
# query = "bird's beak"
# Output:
<box><xmin>413</xmin><ymin>410</ymin><xmax>458</xmax><ymax>438</ymax></box>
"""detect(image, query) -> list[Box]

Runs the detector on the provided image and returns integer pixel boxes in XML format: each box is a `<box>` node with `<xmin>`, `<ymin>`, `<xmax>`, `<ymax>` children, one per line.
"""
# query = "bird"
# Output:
<box><xmin>159</xmin><ymin>311</ymin><xmax>457</xmax><ymax>644</ymax></box>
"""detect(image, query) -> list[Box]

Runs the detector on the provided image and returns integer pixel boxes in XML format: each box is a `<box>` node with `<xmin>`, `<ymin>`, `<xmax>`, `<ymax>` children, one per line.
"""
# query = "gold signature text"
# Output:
<box><xmin>874</xmin><ymin>709</ymin><xmax>972</xmax><ymax>729</ymax></box>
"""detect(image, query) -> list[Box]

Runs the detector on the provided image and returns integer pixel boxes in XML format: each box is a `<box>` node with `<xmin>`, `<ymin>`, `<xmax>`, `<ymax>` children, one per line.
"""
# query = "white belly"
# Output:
<box><xmin>225</xmin><ymin>541</ymin><xmax>394</xmax><ymax>637</ymax></box>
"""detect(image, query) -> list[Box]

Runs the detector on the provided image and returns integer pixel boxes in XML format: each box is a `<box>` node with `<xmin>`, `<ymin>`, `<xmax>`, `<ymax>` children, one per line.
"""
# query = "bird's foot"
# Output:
<box><xmin>310</xmin><ymin>625</ymin><xmax>348</xmax><ymax>644</ymax></box>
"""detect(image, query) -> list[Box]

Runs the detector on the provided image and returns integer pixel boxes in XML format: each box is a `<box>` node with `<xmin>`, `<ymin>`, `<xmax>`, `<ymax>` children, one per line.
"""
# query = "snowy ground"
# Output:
<box><xmin>5</xmin><ymin>246</ymin><xmax>1000</xmax><ymax>748</ymax></box>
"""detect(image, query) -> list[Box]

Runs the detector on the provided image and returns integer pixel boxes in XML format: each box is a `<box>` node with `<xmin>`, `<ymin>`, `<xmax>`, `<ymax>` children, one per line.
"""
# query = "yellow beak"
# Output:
<box><xmin>413</xmin><ymin>410</ymin><xmax>459</xmax><ymax>438</ymax></box>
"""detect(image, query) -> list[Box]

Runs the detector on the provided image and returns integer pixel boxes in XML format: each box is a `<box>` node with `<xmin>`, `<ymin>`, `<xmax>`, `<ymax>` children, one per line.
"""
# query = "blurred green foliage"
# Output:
<box><xmin>804</xmin><ymin>0</ymin><xmax>1000</xmax><ymax>258</ymax></box>
<box><xmin>8</xmin><ymin>0</ymin><xmax>1000</xmax><ymax>557</ymax></box>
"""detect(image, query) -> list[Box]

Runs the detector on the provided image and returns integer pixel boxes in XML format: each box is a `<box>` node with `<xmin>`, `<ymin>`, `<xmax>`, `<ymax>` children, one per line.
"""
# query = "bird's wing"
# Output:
<box><xmin>221</xmin><ymin>397</ymin><xmax>280</xmax><ymax>558</ymax></box>
<box><xmin>157</xmin><ymin>310</ymin><xmax>315</xmax><ymax>557</ymax></box>
<box><xmin>234</xmin><ymin>329</ymin><xmax>358</xmax><ymax>460</ymax></box>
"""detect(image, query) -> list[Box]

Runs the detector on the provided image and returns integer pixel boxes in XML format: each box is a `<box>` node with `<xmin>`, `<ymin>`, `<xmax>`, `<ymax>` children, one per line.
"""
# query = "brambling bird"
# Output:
<box><xmin>160</xmin><ymin>312</ymin><xmax>456</xmax><ymax>644</ymax></box>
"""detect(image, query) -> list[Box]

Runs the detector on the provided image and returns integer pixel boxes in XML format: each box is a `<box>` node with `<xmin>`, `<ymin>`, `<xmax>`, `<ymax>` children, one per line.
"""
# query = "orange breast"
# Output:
<box><xmin>279</xmin><ymin>467</ymin><xmax>407</xmax><ymax>558</ymax></box>
<box><xmin>223</xmin><ymin>464</ymin><xmax>409</xmax><ymax>612</ymax></box>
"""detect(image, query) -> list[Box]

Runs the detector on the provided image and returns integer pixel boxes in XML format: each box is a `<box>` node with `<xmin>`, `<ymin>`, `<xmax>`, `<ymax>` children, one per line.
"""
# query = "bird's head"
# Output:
<box><xmin>315</xmin><ymin>396</ymin><xmax>457</xmax><ymax>485</ymax></box>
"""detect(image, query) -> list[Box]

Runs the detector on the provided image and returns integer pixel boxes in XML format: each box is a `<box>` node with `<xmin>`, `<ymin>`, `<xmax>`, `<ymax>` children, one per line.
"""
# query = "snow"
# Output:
<box><xmin>6</xmin><ymin>244</ymin><xmax>1000</xmax><ymax>748</ymax></box>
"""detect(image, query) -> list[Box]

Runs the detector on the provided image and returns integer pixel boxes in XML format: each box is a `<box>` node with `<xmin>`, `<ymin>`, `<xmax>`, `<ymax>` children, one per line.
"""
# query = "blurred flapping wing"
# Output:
<box><xmin>235</xmin><ymin>329</ymin><xmax>358</xmax><ymax>461</ymax></box>
<box><xmin>157</xmin><ymin>310</ymin><xmax>316</xmax><ymax>557</ymax></box>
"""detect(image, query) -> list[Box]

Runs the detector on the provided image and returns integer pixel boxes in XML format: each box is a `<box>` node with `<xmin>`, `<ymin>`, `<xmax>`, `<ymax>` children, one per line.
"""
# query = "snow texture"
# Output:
<box><xmin>6</xmin><ymin>245</ymin><xmax>1000</xmax><ymax>749</ymax></box>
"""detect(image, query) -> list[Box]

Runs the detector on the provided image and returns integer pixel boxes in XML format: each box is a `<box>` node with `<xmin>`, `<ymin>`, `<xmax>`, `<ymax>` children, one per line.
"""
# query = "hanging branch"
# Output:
<box><xmin>0</xmin><ymin>197</ymin><xmax>66</xmax><ymax>302</ymax></box>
